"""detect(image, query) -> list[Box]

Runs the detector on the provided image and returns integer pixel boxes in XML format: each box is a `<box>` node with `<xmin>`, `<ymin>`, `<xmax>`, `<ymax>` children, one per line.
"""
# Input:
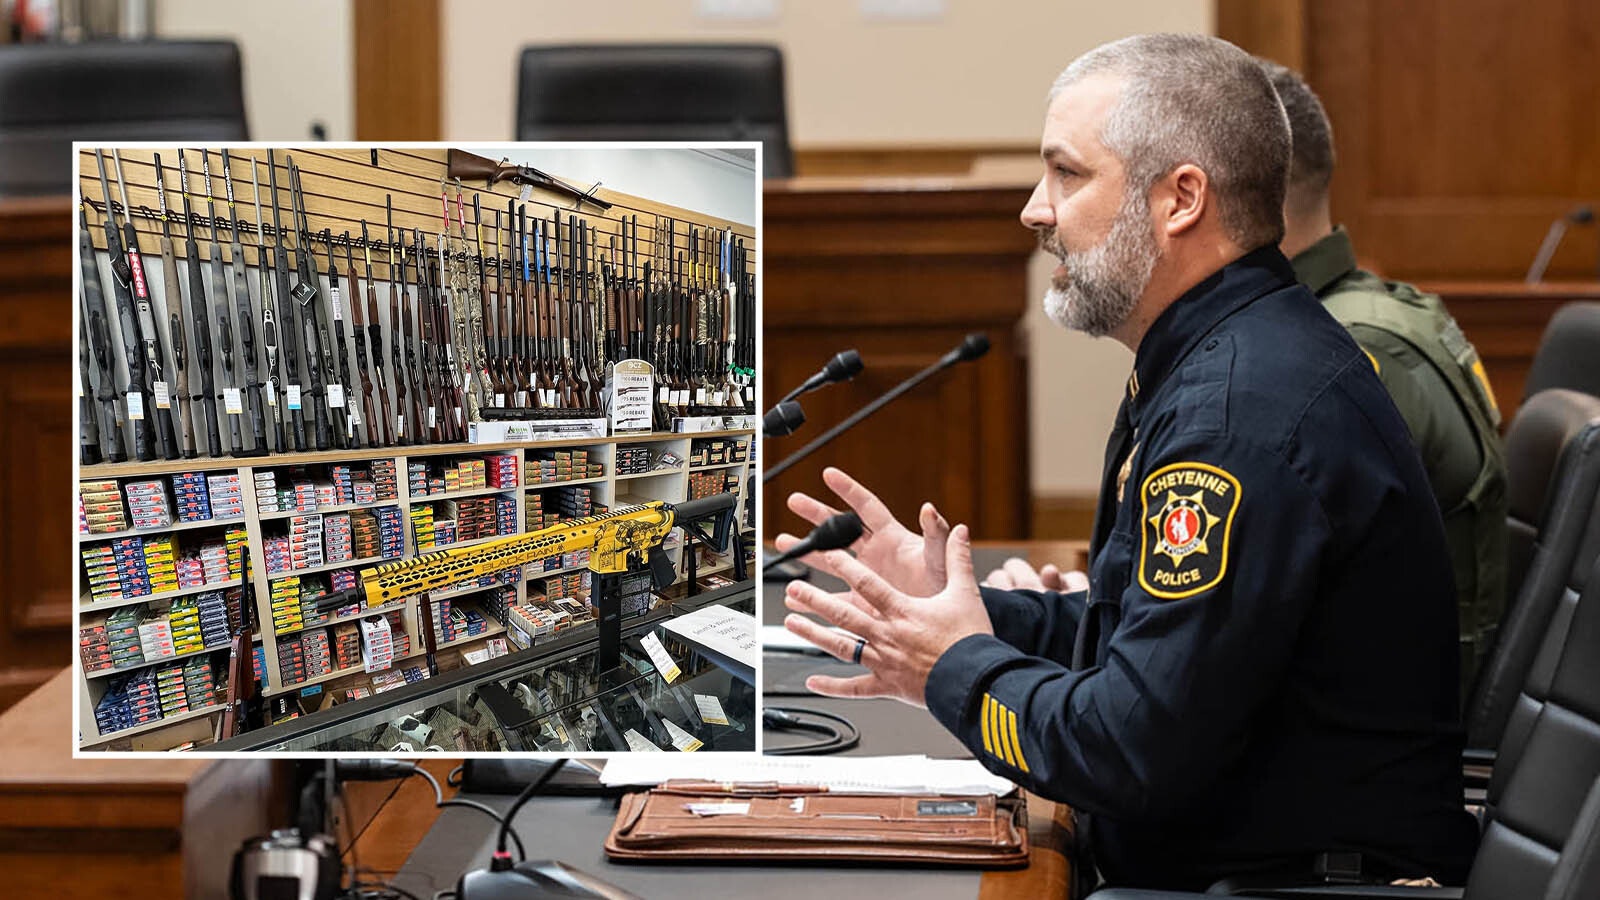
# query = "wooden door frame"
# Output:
<box><xmin>352</xmin><ymin>0</ymin><xmax>442</xmax><ymax>141</ymax></box>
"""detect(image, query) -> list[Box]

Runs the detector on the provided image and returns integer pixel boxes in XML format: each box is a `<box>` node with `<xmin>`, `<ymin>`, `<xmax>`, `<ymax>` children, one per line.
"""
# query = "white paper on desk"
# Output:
<box><xmin>600</xmin><ymin>755</ymin><xmax>1014</xmax><ymax>797</ymax></box>
<box><xmin>761</xmin><ymin>624</ymin><xmax>862</xmax><ymax>655</ymax></box>
<box><xmin>660</xmin><ymin>606</ymin><xmax>757</xmax><ymax>669</ymax></box>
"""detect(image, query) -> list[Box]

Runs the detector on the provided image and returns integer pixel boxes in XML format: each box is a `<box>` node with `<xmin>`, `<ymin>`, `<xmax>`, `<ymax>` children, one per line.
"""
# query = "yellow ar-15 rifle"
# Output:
<box><xmin>316</xmin><ymin>492</ymin><xmax>739</xmax><ymax>674</ymax></box>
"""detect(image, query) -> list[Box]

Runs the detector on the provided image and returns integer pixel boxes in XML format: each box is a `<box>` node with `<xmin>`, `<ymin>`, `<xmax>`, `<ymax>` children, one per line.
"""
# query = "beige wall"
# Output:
<box><xmin>440</xmin><ymin>0</ymin><xmax>1210</xmax><ymax>146</ymax></box>
<box><xmin>158</xmin><ymin>0</ymin><xmax>353</xmax><ymax>141</ymax></box>
<box><xmin>439</xmin><ymin>0</ymin><xmax>1209</xmax><ymax>501</ymax></box>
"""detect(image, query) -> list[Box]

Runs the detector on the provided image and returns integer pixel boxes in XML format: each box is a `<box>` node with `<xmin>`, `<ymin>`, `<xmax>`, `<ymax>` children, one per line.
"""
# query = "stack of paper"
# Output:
<box><xmin>601</xmin><ymin>754</ymin><xmax>1014</xmax><ymax>796</ymax></box>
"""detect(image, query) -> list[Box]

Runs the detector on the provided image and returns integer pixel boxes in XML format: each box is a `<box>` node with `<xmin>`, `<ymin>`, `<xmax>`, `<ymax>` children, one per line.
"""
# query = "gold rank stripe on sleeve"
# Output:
<box><xmin>1006</xmin><ymin>706</ymin><xmax>1031</xmax><ymax>773</ymax></box>
<box><xmin>980</xmin><ymin>692</ymin><xmax>996</xmax><ymax>757</ymax></box>
<box><xmin>980</xmin><ymin>693</ymin><xmax>1029</xmax><ymax>772</ymax></box>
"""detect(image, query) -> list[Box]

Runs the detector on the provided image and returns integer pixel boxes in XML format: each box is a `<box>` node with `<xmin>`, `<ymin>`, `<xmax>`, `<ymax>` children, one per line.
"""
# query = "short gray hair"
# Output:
<box><xmin>1258</xmin><ymin>59</ymin><xmax>1336</xmax><ymax>211</ymax></box>
<box><xmin>1051</xmin><ymin>33</ymin><xmax>1290</xmax><ymax>250</ymax></box>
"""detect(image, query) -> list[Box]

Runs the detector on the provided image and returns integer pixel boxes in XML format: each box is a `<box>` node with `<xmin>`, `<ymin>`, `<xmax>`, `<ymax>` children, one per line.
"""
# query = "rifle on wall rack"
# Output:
<box><xmin>78</xmin><ymin>199</ymin><xmax>126</xmax><ymax>463</ymax></box>
<box><xmin>251</xmin><ymin>159</ymin><xmax>286</xmax><ymax>454</ymax></box>
<box><xmin>385</xmin><ymin>197</ymin><xmax>412</xmax><ymax>444</ymax></box>
<box><xmin>220</xmin><ymin>150</ymin><xmax>268</xmax><ymax>455</ymax></box>
<box><xmin>447</xmin><ymin>147</ymin><xmax>613</xmax><ymax>212</ymax></box>
<box><xmin>94</xmin><ymin>150</ymin><xmax>154</xmax><ymax>461</ymax></box>
<box><xmin>266</xmin><ymin>150</ymin><xmax>307</xmax><ymax>451</ymax></box>
<box><xmin>361</xmin><ymin>219</ymin><xmax>395</xmax><ymax>447</ymax></box>
<box><xmin>112</xmin><ymin>150</ymin><xmax>182</xmax><ymax>460</ymax></box>
<box><xmin>199</xmin><ymin>150</ymin><xmax>247</xmax><ymax>456</ymax></box>
<box><xmin>176</xmin><ymin>150</ymin><xmax>223</xmax><ymax>458</ymax></box>
<box><xmin>151</xmin><ymin>153</ymin><xmax>195</xmax><ymax>459</ymax></box>
<box><xmin>324</xmin><ymin>229</ymin><xmax>362</xmax><ymax>449</ymax></box>
<box><xmin>286</xmin><ymin>157</ymin><xmax>334</xmax><ymax>451</ymax></box>
<box><xmin>345</xmin><ymin>231</ymin><xmax>381</xmax><ymax>448</ymax></box>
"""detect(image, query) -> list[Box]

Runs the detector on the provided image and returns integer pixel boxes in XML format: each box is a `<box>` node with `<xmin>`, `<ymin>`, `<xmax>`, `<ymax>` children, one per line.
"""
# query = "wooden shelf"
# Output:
<box><xmin>688</xmin><ymin>460</ymin><xmax>749</xmax><ymax>472</ymax></box>
<box><xmin>272</xmin><ymin>600</ymin><xmax>408</xmax><ymax>638</ymax></box>
<box><xmin>524</xmin><ymin>475</ymin><xmax>606</xmax><ymax>488</ymax></box>
<box><xmin>80</xmin><ymin>577</ymin><xmax>244</xmax><ymax>614</ymax></box>
<box><xmin>266</xmin><ymin>552</ymin><xmax>396</xmax><ymax>581</ymax></box>
<box><xmin>266</xmin><ymin>647</ymin><xmax>424</xmax><ymax>697</ymax></box>
<box><xmin>77</xmin><ymin>515</ymin><xmax>246</xmax><ymax>542</ymax></box>
<box><xmin>85</xmin><ymin>641</ymin><xmax>230</xmax><ymax>680</ymax></box>
<box><xmin>409</xmin><ymin>484</ymin><xmax>520</xmax><ymax>503</ymax></box>
<box><xmin>257</xmin><ymin>498</ymin><xmax>402</xmax><ymax>521</ymax></box>
<box><xmin>616</xmin><ymin>468</ymin><xmax>685</xmax><ymax>481</ymax></box>
<box><xmin>82</xmin><ymin>702</ymin><xmax>226</xmax><ymax>748</ymax></box>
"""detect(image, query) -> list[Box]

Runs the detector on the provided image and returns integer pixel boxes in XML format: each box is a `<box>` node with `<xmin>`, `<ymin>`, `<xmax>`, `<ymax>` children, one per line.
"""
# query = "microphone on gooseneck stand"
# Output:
<box><xmin>779</xmin><ymin>349</ymin><xmax>863</xmax><ymax>405</ymax></box>
<box><xmin>763</xmin><ymin>400</ymin><xmax>806</xmax><ymax>437</ymax></box>
<box><xmin>764</xmin><ymin>332</ymin><xmax>990</xmax><ymax>484</ymax></box>
<box><xmin>1526</xmin><ymin>205</ymin><xmax>1594</xmax><ymax>283</ymax></box>
<box><xmin>763</xmin><ymin>512</ymin><xmax>864</xmax><ymax>574</ymax></box>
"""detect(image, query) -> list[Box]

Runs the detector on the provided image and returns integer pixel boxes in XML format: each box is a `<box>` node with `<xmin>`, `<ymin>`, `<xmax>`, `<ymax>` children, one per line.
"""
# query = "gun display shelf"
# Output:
<box><xmin>74</xmin><ymin>429</ymin><xmax>754</xmax><ymax>752</ymax></box>
<box><xmin>75</xmin><ymin>145</ymin><xmax>757</xmax><ymax>463</ymax></box>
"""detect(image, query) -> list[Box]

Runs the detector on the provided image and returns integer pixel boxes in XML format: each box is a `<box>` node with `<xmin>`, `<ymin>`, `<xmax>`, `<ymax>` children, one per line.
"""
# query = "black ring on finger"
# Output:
<box><xmin>851</xmin><ymin>637</ymin><xmax>867</xmax><ymax>665</ymax></box>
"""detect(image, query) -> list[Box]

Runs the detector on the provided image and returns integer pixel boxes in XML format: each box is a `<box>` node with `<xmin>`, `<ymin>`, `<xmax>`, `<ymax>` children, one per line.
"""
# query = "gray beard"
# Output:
<box><xmin>1042</xmin><ymin>192</ymin><xmax>1159</xmax><ymax>337</ymax></box>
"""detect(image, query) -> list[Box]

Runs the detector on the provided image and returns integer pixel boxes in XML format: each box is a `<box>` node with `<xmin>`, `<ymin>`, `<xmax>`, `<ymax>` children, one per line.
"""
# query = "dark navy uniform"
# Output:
<box><xmin>923</xmin><ymin>246</ymin><xmax>1480</xmax><ymax>889</ymax></box>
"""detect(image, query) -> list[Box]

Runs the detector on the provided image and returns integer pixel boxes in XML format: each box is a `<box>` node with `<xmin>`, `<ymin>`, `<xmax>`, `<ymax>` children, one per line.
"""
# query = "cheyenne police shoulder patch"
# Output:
<box><xmin>1138</xmin><ymin>461</ymin><xmax>1242</xmax><ymax>600</ymax></box>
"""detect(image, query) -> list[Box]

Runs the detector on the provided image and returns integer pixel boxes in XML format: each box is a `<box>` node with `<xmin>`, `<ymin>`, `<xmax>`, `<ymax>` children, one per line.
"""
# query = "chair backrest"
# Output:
<box><xmin>0</xmin><ymin>40</ymin><xmax>247</xmax><ymax>197</ymax></box>
<box><xmin>1543</xmin><ymin>774</ymin><xmax>1600</xmax><ymax>900</ymax></box>
<box><xmin>1525</xmin><ymin>303</ymin><xmax>1600</xmax><ymax>402</ymax></box>
<box><xmin>515</xmin><ymin>44</ymin><xmax>793</xmax><ymax>178</ymax></box>
<box><xmin>1466</xmin><ymin>554</ymin><xmax>1600</xmax><ymax>899</ymax></box>
<box><xmin>1466</xmin><ymin>389</ymin><xmax>1600</xmax><ymax>750</ymax></box>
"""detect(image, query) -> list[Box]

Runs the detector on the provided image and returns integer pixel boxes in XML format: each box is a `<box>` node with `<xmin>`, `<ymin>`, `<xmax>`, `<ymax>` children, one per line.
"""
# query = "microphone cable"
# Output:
<box><xmin>763</xmin><ymin>706</ymin><xmax>861</xmax><ymax>755</ymax></box>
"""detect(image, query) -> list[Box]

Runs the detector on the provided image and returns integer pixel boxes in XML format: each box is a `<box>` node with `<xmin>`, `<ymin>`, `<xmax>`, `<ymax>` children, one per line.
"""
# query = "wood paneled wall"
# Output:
<box><xmin>762</xmin><ymin>176</ymin><xmax>1037</xmax><ymax>540</ymax></box>
<box><xmin>0</xmin><ymin>199</ymin><xmax>73</xmax><ymax>711</ymax></box>
<box><xmin>1223</xmin><ymin>0</ymin><xmax>1600</xmax><ymax>282</ymax></box>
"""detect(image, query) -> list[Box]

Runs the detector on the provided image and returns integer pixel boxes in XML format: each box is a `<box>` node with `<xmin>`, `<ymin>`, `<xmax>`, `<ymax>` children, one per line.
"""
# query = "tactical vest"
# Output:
<box><xmin>1321</xmin><ymin>279</ymin><xmax>1509</xmax><ymax>695</ymax></box>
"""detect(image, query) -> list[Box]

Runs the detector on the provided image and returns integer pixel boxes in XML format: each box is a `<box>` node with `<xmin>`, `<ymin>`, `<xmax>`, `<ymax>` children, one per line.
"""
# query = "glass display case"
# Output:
<box><xmin>212</xmin><ymin>582</ymin><xmax>755</xmax><ymax>752</ymax></box>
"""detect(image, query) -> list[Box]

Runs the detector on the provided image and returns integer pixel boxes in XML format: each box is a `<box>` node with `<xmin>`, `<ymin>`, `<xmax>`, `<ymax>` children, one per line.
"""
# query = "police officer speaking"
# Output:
<box><xmin>776</xmin><ymin>34</ymin><xmax>1480</xmax><ymax>891</ymax></box>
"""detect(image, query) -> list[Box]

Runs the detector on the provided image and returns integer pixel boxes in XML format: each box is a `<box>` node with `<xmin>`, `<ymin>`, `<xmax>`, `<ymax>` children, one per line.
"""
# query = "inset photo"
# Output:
<box><xmin>72</xmin><ymin>143</ymin><xmax>758</xmax><ymax>753</ymax></box>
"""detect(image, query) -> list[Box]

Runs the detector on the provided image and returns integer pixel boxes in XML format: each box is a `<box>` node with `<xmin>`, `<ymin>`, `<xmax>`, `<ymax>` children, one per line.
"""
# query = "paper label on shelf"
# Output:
<box><xmin>286</xmin><ymin>384</ymin><xmax>302</xmax><ymax>410</ymax></box>
<box><xmin>694</xmin><ymin>694</ymin><xmax>729</xmax><ymax>725</ymax></box>
<box><xmin>663</xmin><ymin>717</ymin><xmax>703</xmax><ymax>752</ymax></box>
<box><xmin>126</xmin><ymin>391</ymin><xmax>145</xmax><ymax>420</ymax></box>
<box><xmin>223</xmin><ymin>388</ymin><xmax>243</xmax><ymax>415</ymax></box>
<box><xmin>624</xmin><ymin>728</ymin><xmax>662</xmax><ymax>752</ymax></box>
<box><xmin>327</xmin><ymin>384</ymin><xmax>346</xmax><ymax>408</ymax></box>
<box><xmin>641</xmin><ymin>632</ymin><xmax>681</xmax><ymax>683</ymax></box>
<box><xmin>153</xmin><ymin>381</ymin><xmax>171</xmax><ymax>409</ymax></box>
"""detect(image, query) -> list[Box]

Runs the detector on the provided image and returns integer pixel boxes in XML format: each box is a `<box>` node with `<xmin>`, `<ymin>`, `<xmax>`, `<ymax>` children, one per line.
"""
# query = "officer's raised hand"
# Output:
<box><xmin>782</xmin><ymin>523</ymin><xmax>992</xmax><ymax>707</ymax></box>
<box><xmin>778</xmin><ymin>466</ymin><xmax>952</xmax><ymax>597</ymax></box>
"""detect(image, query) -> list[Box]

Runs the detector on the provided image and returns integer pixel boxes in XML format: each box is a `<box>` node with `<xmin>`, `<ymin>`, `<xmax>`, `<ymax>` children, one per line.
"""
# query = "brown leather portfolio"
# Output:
<box><xmin>603</xmin><ymin>781</ymin><xmax>1030</xmax><ymax>867</ymax></box>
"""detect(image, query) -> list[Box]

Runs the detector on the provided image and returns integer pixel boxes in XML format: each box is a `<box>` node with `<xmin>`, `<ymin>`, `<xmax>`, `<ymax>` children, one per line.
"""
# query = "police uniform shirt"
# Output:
<box><xmin>923</xmin><ymin>246</ymin><xmax>1480</xmax><ymax>889</ymax></box>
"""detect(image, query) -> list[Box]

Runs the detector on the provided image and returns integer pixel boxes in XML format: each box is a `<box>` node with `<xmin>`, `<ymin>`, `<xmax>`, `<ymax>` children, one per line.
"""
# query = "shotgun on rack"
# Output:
<box><xmin>94</xmin><ymin>150</ymin><xmax>154</xmax><ymax>461</ymax></box>
<box><xmin>446</xmin><ymin>147</ymin><xmax>612</xmax><ymax>211</ymax></box>
<box><xmin>199</xmin><ymin>150</ymin><xmax>246</xmax><ymax>456</ymax></box>
<box><xmin>286</xmin><ymin>157</ymin><xmax>333</xmax><ymax>451</ymax></box>
<box><xmin>112</xmin><ymin>150</ymin><xmax>181</xmax><ymax>460</ymax></box>
<box><xmin>220</xmin><ymin>150</ymin><xmax>268</xmax><ymax>455</ymax></box>
<box><xmin>324</xmin><ymin>229</ymin><xmax>362</xmax><ymax>449</ymax></box>
<box><xmin>79</xmin><ymin>201</ymin><xmax>128</xmax><ymax>463</ymax></box>
<box><xmin>344</xmin><ymin>231</ymin><xmax>381</xmax><ymax>448</ymax></box>
<box><xmin>266</xmin><ymin>150</ymin><xmax>307</xmax><ymax>451</ymax></box>
<box><xmin>152</xmin><ymin>153</ymin><xmax>197</xmax><ymax>459</ymax></box>
<box><xmin>251</xmin><ymin>159</ymin><xmax>286</xmax><ymax>454</ymax></box>
<box><xmin>176</xmin><ymin>150</ymin><xmax>224</xmax><ymax>458</ymax></box>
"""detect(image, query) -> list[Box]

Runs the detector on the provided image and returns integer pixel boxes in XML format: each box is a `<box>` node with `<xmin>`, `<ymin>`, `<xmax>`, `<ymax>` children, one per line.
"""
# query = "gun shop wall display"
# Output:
<box><xmin>73</xmin><ymin>145</ymin><xmax>759</xmax><ymax>753</ymax></box>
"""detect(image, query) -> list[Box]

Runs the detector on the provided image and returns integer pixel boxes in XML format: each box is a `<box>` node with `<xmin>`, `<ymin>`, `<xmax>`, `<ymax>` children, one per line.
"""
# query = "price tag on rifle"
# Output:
<box><xmin>662</xmin><ymin>718</ymin><xmax>703</xmax><ymax>752</ymax></box>
<box><xmin>641</xmin><ymin>631</ymin><xmax>682</xmax><ymax>683</ymax></box>
<box><xmin>624</xmin><ymin>729</ymin><xmax>662</xmax><ymax>752</ymax></box>
<box><xmin>265</xmin><ymin>383</ymin><xmax>278</xmax><ymax>408</ymax></box>
<box><xmin>223</xmin><ymin>388</ymin><xmax>243</xmax><ymax>415</ymax></box>
<box><xmin>694</xmin><ymin>693</ymin><xmax>730</xmax><ymax>726</ymax></box>
<box><xmin>153</xmin><ymin>381</ymin><xmax>172</xmax><ymax>409</ymax></box>
<box><xmin>349</xmin><ymin>405</ymin><xmax>361</xmax><ymax>427</ymax></box>
<box><xmin>327</xmin><ymin>384</ymin><xmax>346</xmax><ymax>408</ymax></box>
<box><xmin>126</xmin><ymin>391</ymin><xmax>145</xmax><ymax>420</ymax></box>
<box><xmin>695</xmin><ymin>387</ymin><xmax>708</xmax><ymax>406</ymax></box>
<box><xmin>427</xmin><ymin>406</ymin><xmax>437</xmax><ymax>428</ymax></box>
<box><xmin>286</xmin><ymin>384</ymin><xmax>302</xmax><ymax>411</ymax></box>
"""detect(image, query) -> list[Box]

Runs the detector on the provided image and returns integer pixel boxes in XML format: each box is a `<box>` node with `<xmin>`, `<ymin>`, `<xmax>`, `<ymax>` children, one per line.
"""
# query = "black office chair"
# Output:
<box><xmin>515</xmin><ymin>44</ymin><xmax>793</xmax><ymax>178</ymax></box>
<box><xmin>0</xmin><ymin>40</ymin><xmax>247</xmax><ymax>196</ymax></box>
<box><xmin>1465</xmin><ymin>389</ymin><xmax>1600</xmax><ymax>752</ymax></box>
<box><xmin>1524</xmin><ymin>302</ymin><xmax>1600</xmax><ymax>402</ymax></box>
<box><xmin>1091</xmin><ymin>555</ymin><xmax>1600</xmax><ymax>900</ymax></box>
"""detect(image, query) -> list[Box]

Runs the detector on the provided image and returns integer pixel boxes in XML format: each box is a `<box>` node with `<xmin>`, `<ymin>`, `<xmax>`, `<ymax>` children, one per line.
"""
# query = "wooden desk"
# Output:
<box><xmin>763</xmin><ymin>175</ymin><xmax>1039</xmax><ymax>541</ymax></box>
<box><xmin>0</xmin><ymin>669</ymin><xmax>289</xmax><ymax>899</ymax></box>
<box><xmin>1421</xmin><ymin>280</ymin><xmax>1600</xmax><ymax>426</ymax></box>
